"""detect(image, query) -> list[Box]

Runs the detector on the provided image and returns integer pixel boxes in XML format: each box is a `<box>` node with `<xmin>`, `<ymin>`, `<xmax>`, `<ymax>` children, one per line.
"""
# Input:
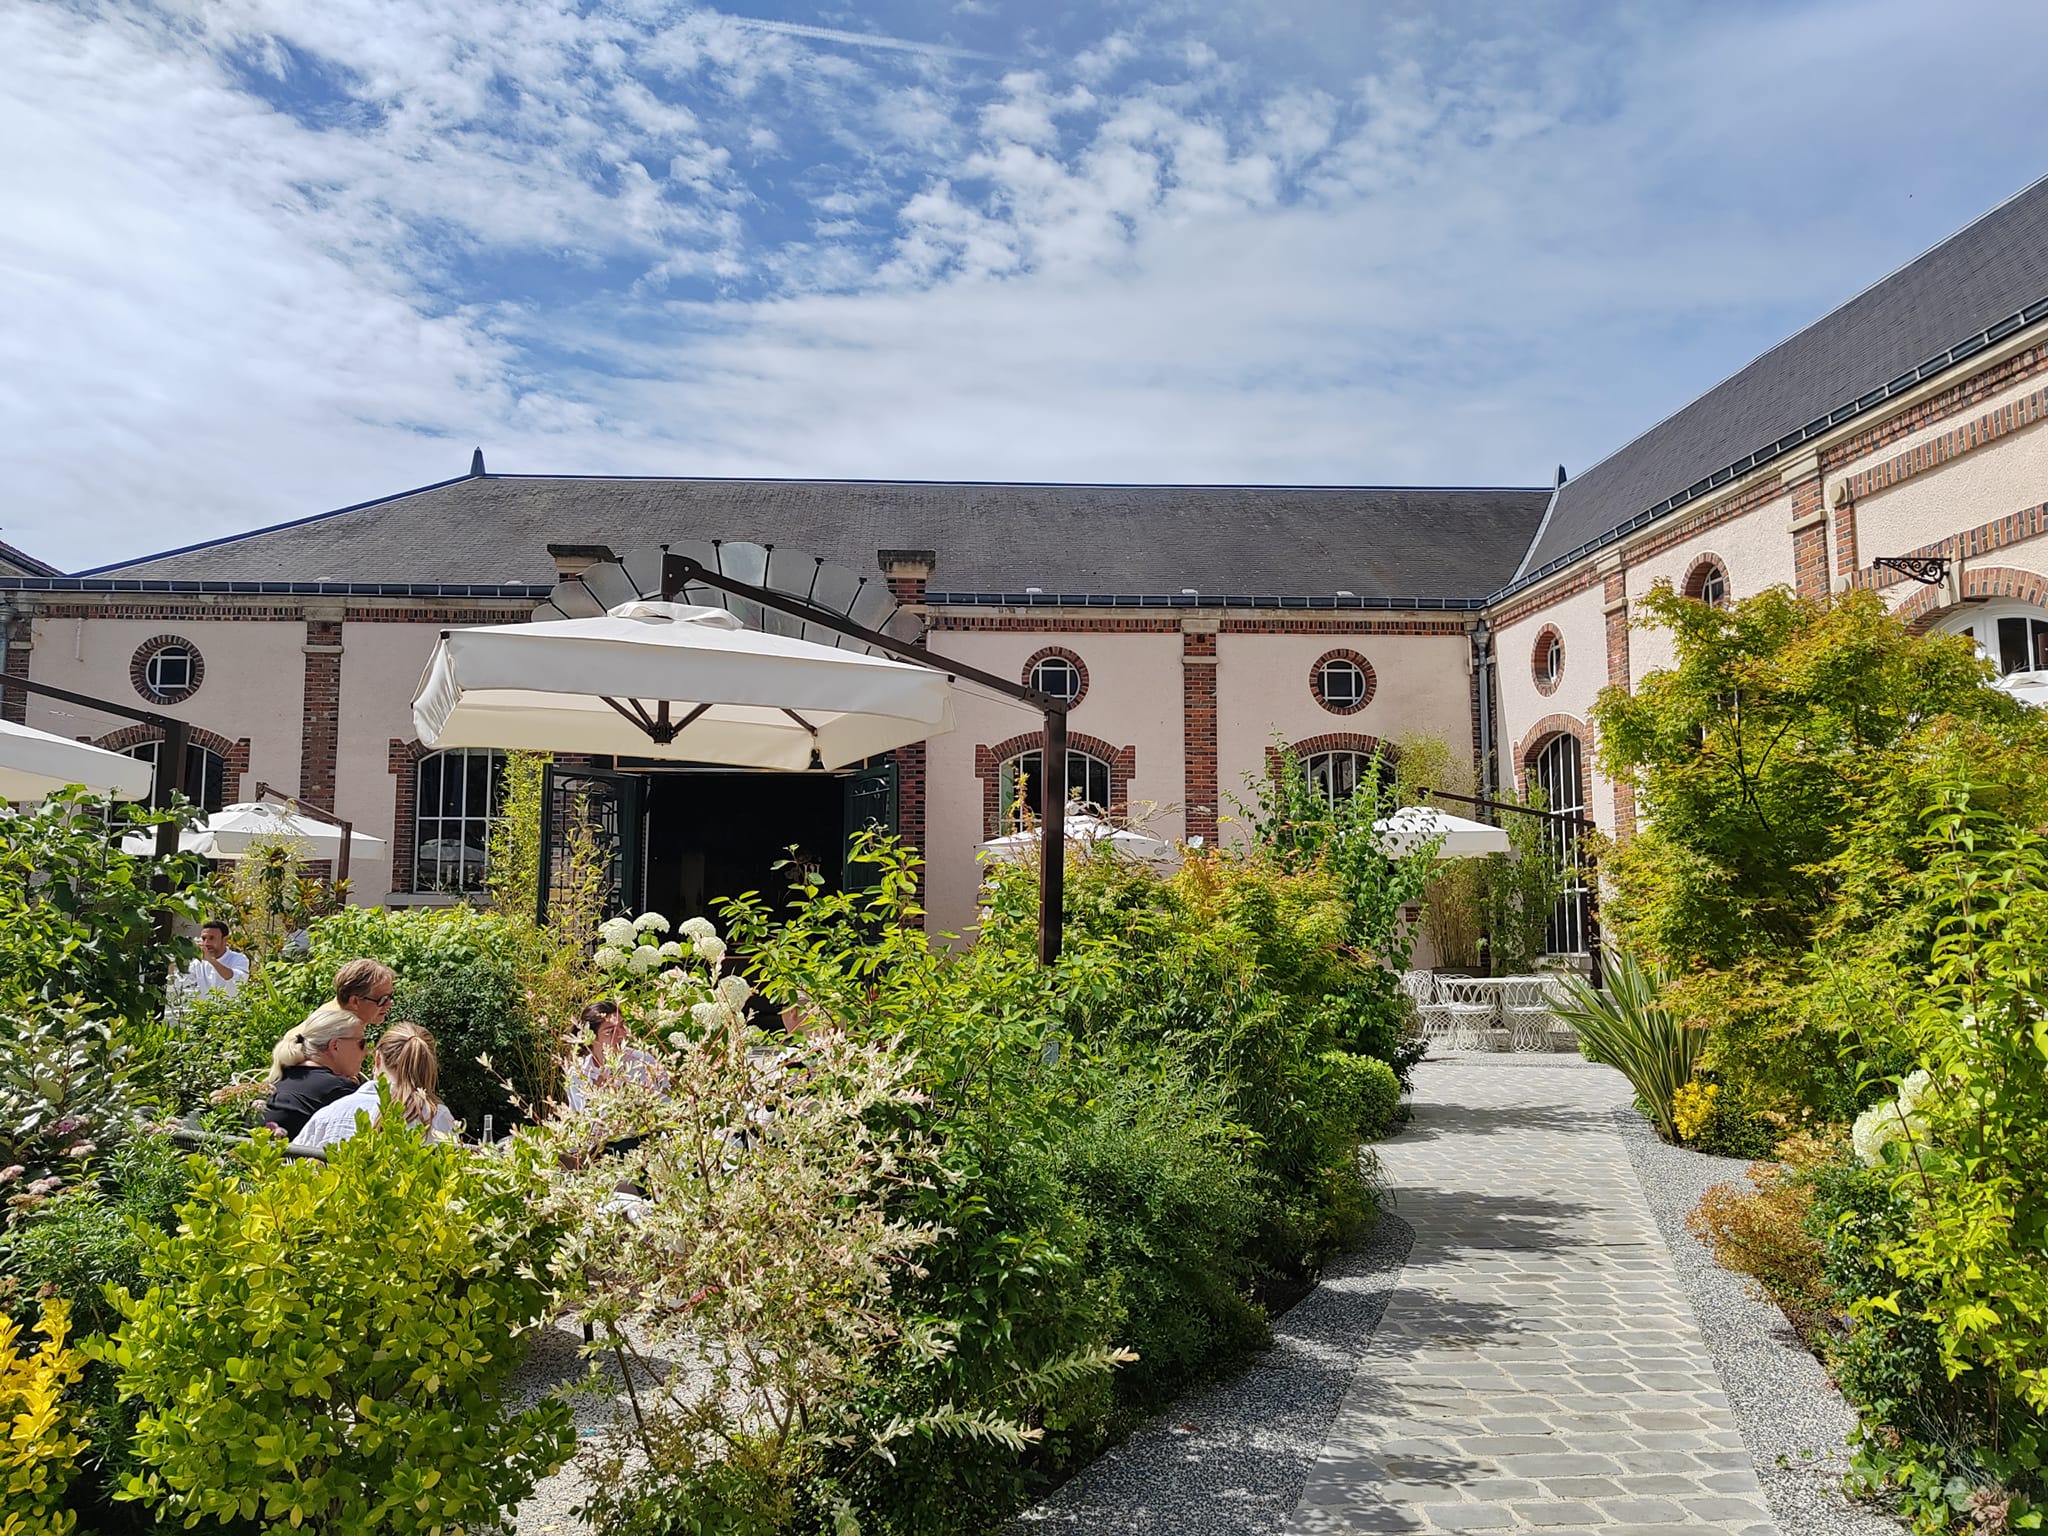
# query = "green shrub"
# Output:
<box><xmin>1322</xmin><ymin>1052</ymin><xmax>1402</xmax><ymax>1142</ymax></box>
<box><xmin>0</xmin><ymin>996</ymin><xmax>140</xmax><ymax>1201</ymax></box>
<box><xmin>0</xmin><ymin>1298</ymin><xmax>88</xmax><ymax>1536</ymax></box>
<box><xmin>99</xmin><ymin>1106</ymin><xmax>574</xmax><ymax>1534</ymax></box>
<box><xmin>1552</xmin><ymin>951</ymin><xmax>1703</xmax><ymax>1142</ymax></box>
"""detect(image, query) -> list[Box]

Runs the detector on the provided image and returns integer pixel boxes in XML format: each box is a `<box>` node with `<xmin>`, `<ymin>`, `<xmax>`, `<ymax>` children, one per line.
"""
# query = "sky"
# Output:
<box><xmin>5</xmin><ymin>0</ymin><xmax>2047</xmax><ymax>573</ymax></box>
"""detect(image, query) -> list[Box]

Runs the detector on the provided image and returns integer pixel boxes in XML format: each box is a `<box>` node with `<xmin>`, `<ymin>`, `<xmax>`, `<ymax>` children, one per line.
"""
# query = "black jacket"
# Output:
<box><xmin>266</xmin><ymin>1065</ymin><xmax>358</xmax><ymax>1139</ymax></box>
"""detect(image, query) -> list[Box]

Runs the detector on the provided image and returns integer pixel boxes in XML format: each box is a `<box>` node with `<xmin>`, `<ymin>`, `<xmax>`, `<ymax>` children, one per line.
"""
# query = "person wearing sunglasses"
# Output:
<box><xmin>334</xmin><ymin>958</ymin><xmax>398</xmax><ymax>1033</ymax></box>
<box><xmin>263</xmin><ymin>1006</ymin><xmax>374</xmax><ymax>1139</ymax></box>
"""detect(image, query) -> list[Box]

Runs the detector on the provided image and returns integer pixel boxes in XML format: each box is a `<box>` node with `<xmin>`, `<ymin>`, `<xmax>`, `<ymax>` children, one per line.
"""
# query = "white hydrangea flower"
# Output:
<box><xmin>657</xmin><ymin>941</ymin><xmax>684</xmax><ymax>960</ymax></box>
<box><xmin>593</xmin><ymin>945</ymin><xmax>629</xmax><ymax>972</ymax></box>
<box><xmin>629</xmin><ymin>944</ymin><xmax>661</xmax><ymax>974</ymax></box>
<box><xmin>716</xmin><ymin>974</ymin><xmax>753</xmax><ymax>1009</ymax></box>
<box><xmin>689</xmin><ymin>1001</ymin><xmax>726</xmax><ymax>1028</ymax></box>
<box><xmin>694</xmin><ymin>935</ymin><xmax>727</xmax><ymax>965</ymax></box>
<box><xmin>1852</xmin><ymin>1071</ymin><xmax>1933</xmax><ymax>1166</ymax></box>
<box><xmin>598</xmin><ymin>917</ymin><xmax>637</xmax><ymax>948</ymax></box>
<box><xmin>680</xmin><ymin>916</ymin><xmax>716</xmax><ymax>941</ymax></box>
<box><xmin>634</xmin><ymin>911</ymin><xmax>671</xmax><ymax>934</ymax></box>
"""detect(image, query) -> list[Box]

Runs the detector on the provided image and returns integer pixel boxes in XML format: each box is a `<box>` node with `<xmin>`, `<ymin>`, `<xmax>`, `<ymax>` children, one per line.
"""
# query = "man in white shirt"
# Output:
<box><xmin>182</xmin><ymin>920</ymin><xmax>249</xmax><ymax>998</ymax></box>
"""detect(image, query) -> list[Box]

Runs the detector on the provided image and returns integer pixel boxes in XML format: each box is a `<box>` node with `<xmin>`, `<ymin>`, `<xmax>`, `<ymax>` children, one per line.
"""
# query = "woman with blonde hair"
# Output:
<box><xmin>265</xmin><ymin>1005</ymin><xmax>370</xmax><ymax>1138</ymax></box>
<box><xmin>298</xmin><ymin>1022</ymin><xmax>457</xmax><ymax>1150</ymax></box>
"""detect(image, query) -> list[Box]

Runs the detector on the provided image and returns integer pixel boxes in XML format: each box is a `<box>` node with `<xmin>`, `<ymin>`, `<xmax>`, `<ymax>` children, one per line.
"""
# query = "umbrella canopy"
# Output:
<box><xmin>413</xmin><ymin>601</ymin><xmax>954</xmax><ymax>770</ymax></box>
<box><xmin>1373</xmin><ymin>805</ymin><xmax>1512</xmax><ymax>860</ymax></box>
<box><xmin>977</xmin><ymin>812</ymin><xmax>1181</xmax><ymax>872</ymax></box>
<box><xmin>1994</xmin><ymin>668</ymin><xmax>2048</xmax><ymax>708</ymax></box>
<box><xmin>0</xmin><ymin>718</ymin><xmax>155</xmax><ymax>803</ymax></box>
<box><xmin>121</xmin><ymin>803</ymin><xmax>386</xmax><ymax>860</ymax></box>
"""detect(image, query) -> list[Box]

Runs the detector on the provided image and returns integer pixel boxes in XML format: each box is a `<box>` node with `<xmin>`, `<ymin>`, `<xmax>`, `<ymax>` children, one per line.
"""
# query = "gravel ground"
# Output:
<box><xmin>1008</xmin><ymin>1209</ymin><xmax>1414</xmax><ymax>1535</ymax></box>
<box><xmin>1614</xmin><ymin>1107</ymin><xmax>1904</xmax><ymax>1536</ymax></box>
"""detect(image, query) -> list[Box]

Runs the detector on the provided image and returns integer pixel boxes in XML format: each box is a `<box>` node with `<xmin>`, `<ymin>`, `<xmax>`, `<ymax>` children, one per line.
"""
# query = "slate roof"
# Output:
<box><xmin>83</xmin><ymin>476</ymin><xmax>1551</xmax><ymax>603</ymax></box>
<box><xmin>1514</xmin><ymin>175</ymin><xmax>2048</xmax><ymax>584</ymax></box>
<box><xmin>0</xmin><ymin>539</ymin><xmax>60</xmax><ymax>578</ymax></box>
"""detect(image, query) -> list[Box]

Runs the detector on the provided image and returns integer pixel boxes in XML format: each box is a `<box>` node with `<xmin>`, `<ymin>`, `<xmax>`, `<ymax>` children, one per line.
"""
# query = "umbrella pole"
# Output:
<box><xmin>1040</xmin><ymin>708</ymin><xmax>1067</xmax><ymax>965</ymax></box>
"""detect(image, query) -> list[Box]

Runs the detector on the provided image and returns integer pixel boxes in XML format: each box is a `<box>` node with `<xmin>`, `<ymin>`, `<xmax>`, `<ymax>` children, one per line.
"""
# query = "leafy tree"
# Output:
<box><xmin>1595</xmin><ymin>584</ymin><xmax>2024</xmax><ymax>971</ymax></box>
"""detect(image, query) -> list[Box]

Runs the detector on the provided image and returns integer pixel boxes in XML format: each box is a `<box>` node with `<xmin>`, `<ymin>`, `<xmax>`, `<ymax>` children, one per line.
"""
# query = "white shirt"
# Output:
<box><xmin>563</xmin><ymin>1046</ymin><xmax>666</xmax><ymax>1113</ymax></box>
<box><xmin>297</xmin><ymin>1079</ymin><xmax>457</xmax><ymax>1150</ymax></box>
<box><xmin>182</xmin><ymin>949</ymin><xmax>249</xmax><ymax>997</ymax></box>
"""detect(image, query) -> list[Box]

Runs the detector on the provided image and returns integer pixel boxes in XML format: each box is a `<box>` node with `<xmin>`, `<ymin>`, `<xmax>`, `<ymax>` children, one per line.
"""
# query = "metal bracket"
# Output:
<box><xmin>1872</xmin><ymin>555</ymin><xmax>1953</xmax><ymax>586</ymax></box>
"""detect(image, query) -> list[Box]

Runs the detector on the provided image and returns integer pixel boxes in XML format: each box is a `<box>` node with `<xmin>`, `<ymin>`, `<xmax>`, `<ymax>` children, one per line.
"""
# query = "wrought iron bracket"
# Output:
<box><xmin>1872</xmin><ymin>555</ymin><xmax>1953</xmax><ymax>586</ymax></box>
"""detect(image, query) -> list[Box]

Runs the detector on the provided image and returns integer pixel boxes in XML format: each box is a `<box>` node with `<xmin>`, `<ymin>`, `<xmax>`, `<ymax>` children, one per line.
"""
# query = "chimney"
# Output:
<box><xmin>470</xmin><ymin>447</ymin><xmax>487</xmax><ymax>477</ymax></box>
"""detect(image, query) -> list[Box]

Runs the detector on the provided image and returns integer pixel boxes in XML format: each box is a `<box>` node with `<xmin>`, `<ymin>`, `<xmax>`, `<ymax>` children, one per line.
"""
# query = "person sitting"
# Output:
<box><xmin>264</xmin><ymin>1006</ymin><xmax>370</xmax><ymax>1138</ymax></box>
<box><xmin>332</xmin><ymin>958</ymin><xmax>396</xmax><ymax>1033</ymax></box>
<box><xmin>563</xmin><ymin>999</ymin><xmax>667</xmax><ymax>1113</ymax></box>
<box><xmin>298</xmin><ymin>1022</ymin><xmax>457</xmax><ymax>1150</ymax></box>
<box><xmin>179</xmin><ymin>920</ymin><xmax>249</xmax><ymax>998</ymax></box>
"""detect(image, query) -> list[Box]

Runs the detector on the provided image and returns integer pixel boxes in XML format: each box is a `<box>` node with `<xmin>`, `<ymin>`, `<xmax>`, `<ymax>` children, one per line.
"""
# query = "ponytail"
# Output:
<box><xmin>268</xmin><ymin>1006</ymin><xmax>361</xmax><ymax>1084</ymax></box>
<box><xmin>373</xmin><ymin>1022</ymin><xmax>443</xmax><ymax>1128</ymax></box>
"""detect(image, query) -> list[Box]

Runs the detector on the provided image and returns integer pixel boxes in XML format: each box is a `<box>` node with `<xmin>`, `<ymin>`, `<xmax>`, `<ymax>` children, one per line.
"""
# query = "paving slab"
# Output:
<box><xmin>1284</xmin><ymin>1055</ymin><xmax>1783</xmax><ymax>1535</ymax></box>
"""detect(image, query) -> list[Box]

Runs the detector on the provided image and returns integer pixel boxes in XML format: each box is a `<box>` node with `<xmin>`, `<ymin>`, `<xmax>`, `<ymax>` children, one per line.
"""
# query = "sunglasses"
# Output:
<box><xmin>367</xmin><ymin>993</ymin><xmax>395</xmax><ymax>1008</ymax></box>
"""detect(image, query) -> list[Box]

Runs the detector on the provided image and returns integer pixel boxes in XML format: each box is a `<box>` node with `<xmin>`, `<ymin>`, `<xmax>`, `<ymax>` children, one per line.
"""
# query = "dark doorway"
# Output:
<box><xmin>642</xmin><ymin>771</ymin><xmax>847</xmax><ymax>922</ymax></box>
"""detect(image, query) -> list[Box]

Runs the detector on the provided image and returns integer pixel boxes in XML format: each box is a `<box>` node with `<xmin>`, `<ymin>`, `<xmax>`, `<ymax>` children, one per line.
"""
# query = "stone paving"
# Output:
<box><xmin>1285</xmin><ymin>1055</ymin><xmax>1780</xmax><ymax>1536</ymax></box>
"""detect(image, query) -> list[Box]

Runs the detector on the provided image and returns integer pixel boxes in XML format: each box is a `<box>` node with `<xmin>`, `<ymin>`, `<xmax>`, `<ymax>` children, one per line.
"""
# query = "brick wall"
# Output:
<box><xmin>1602</xmin><ymin>571</ymin><xmax>1634</xmax><ymax>838</ymax></box>
<box><xmin>2</xmin><ymin>615</ymin><xmax>27</xmax><ymax>725</ymax></box>
<box><xmin>300</xmin><ymin>618</ymin><xmax>342</xmax><ymax>804</ymax></box>
<box><xmin>1182</xmin><ymin>626</ymin><xmax>1218</xmax><ymax>842</ymax></box>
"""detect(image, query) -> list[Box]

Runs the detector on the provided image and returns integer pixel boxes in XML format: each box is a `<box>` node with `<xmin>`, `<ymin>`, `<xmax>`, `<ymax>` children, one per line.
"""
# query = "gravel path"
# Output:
<box><xmin>1011</xmin><ymin>1210</ymin><xmax>1415</xmax><ymax>1533</ymax></box>
<box><xmin>1614</xmin><ymin>1109</ymin><xmax>1903</xmax><ymax>1536</ymax></box>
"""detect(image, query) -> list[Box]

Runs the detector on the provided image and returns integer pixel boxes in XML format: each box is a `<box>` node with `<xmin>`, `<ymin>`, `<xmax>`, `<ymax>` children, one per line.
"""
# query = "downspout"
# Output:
<box><xmin>1470</xmin><ymin>617</ymin><xmax>1497</xmax><ymax>801</ymax></box>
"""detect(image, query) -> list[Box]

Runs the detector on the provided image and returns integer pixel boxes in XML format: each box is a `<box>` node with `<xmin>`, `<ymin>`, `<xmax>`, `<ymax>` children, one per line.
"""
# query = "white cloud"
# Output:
<box><xmin>5</xmin><ymin>0</ymin><xmax>2048</xmax><ymax>575</ymax></box>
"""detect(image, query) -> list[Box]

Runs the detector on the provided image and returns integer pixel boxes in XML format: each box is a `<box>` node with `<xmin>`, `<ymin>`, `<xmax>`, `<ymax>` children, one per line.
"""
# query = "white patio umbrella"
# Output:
<box><xmin>0</xmin><ymin>717</ymin><xmax>155</xmax><ymax>803</ymax></box>
<box><xmin>412</xmin><ymin>601</ymin><xmax>954</xmax><ymax>768</ymax></box>
<box><xmin>1993</xmin><ymin>669</ymin><xmax>2048</xmax><ymax>708</ymax></box>
<box><xmin>1372</xmin><ymin>805</ymin><xmax>1512</xmax><ymax>860</ymax></box>
<box><xmin>977</xmin><ymin>812</ymin><xmax>1181</xmax><ymax>873</ymax></box>
<box><xmin>121</xmin><ymin>802</ymin><xmax>386</xmax><ymax>861</ymax></box>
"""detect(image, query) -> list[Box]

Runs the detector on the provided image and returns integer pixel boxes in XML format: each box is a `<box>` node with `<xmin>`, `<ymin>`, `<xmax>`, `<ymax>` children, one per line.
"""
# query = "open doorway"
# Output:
<box><xmin>643</xmin><ymin>770</ymin><xmax>845</xmax><ymax>921</ymax></box>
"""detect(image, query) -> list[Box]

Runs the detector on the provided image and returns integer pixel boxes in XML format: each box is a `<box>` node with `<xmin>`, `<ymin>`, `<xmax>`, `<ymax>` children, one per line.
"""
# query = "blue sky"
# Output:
<box><xmin>5</xmin><ymin>0</ymin><xmax>2046</xmax><ymax>571</ymax></box>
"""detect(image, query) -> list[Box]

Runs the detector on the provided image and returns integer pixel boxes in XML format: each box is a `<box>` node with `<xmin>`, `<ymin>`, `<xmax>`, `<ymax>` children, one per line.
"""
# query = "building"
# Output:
<box><xmin>5</xmin><ymin>176</ymin><xmax>2046</xmax><ymax>946</ymax></box>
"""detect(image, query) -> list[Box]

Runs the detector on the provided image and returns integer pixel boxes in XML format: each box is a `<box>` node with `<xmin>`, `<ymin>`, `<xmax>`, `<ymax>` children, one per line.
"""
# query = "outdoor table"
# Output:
<box><xmin>1434</xmin><ymin>977</ymin><xmax>1506</xmax><ymax>1050</ymax></box>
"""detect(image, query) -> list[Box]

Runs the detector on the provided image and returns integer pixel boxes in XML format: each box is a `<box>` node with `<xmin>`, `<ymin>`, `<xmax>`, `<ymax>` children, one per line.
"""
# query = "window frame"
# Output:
<box><xmin>1027</xmin><ymin>654</ymin><xmax>1085</xmax><ymax>704</ymax></box>
<box><xmin>121</xmin><ymin>739</ymin><xmax>228</xmax><ymax>813</ymax></box>
<box><xmin>412</xmin><ymin>747</ymin><xmax>505</xmax><ymax>894</ymax></box>
<box><xmin>998</xmin><ymin>747</ymin><xmax>1113</xmax><ymax>830</ymax></box>
<box><xmin>1936</xmin><ymin>601</ymin><xmax>2048</xmax><ymax>677</ymax></box>
<box><xmin>1528</xmin><ymin>732</ymin><xmax>1588</xmax><ymax>956</ymax></box>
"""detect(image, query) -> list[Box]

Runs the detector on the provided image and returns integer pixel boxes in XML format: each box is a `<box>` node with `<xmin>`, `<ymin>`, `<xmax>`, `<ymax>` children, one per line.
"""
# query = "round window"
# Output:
<box><xmin>1532</xmin><ymin>627</ymin><xmax>1564</xmax><ymax>695</ymax></box>
<box><xmin>1684</xmin><ymin>557</ymin><xmax>1731</xmax><ymax>609</ymax></box>
<box><xmin>132</xmin><ymin>636</ymin><xmax>204</xmax><ymax>704</ymax></box>
<box><xmin>1024</xmin><ymin>650</ymin><xmax>1087</xmax><ymax>705</ymax></box>
<box><xmin>1310</xmin><ymin>649</ymin><xmax>1376</xmax><ymax>714</ymax></box>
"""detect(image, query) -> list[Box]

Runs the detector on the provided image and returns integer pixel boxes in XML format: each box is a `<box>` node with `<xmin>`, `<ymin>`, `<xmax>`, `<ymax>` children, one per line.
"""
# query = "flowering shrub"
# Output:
<box><xmin>1671</xmin><ymin>1080</ymin><xmax>1718</xmax><ymax>1145</ymax></box>
<box><xmin>0</xmin><ymin>1299</ymin><xmax>87</xmax><ymax>1536</ymax></box>
<box><xmin>0</xmin><ymin>996</ymin><xmax>136</xmax><ymax>1213</ymax></box>
<box><xmin>1849</xmin><ymin>1068</ymin><xmax>1932</xmax><ymax>1167</ymax></box>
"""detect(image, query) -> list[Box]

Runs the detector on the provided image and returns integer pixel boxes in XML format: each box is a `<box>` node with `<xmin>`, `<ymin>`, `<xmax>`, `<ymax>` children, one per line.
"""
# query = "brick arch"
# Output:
<box><xmin>1680</xmin><ymin>551</ymin><xmax>1732</xmax><ymax>605</ymax></box>
<box><xmin>1530</xmin><ymin>624</ymin><xmax>1565</xmax><ymax>696</ymax></box>
<box><xmin>975</xmin><ymin>729</ymin><xmax>1136</xmax><ymax>836</ymax></box>
<box><xmin>95</xmin><ymin>723</ymin><xmax>251</xmax><ymax>802</ymax></box>
<box><xmin>1264</xmin><ymin>733</ymin><xmax>1398</xmax><ymax>792</ymax></box>
<box><xmin>1309</xmin><ymin>648</ymin><xmax>1377</xmax><ymax>715</ymax></box>
<box><xmin>1512</xmin><ymin>714</ymin><xmax>1593</xmax><ymax>796</ymax></box>
<box><xmin>1896</xmin><ymin>565</ymin><xmax>2048</xmax><ymax>633</ymax></box>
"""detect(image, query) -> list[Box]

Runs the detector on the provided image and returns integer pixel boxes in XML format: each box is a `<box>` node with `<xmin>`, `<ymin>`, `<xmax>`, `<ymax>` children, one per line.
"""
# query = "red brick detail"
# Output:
<box><xmin>340</xmin><ymin>606</ymin><xmax>535</xmax><ymax>625</ymax></box>
<box><xmin>36</xmin><ymin>603</ymin><xmax>311</xmax><ymax>621</ymax></box>
<box><xmin>932</xmin><ymin>616</ymin><xmax>1181</xmax><ymax>633</ymax></box>
<box><xmin>94</xmin><ymin>724</ymin><xmax>251</xmax><ymax>801</ymax></box>
<box><xmin>1895</xmin><ymin>565</ymin><xmax>2048</xmax><ymax>633</ymax></box>
<box><xmin>2</xmin><ymin>616</ymin><xmax>29</xmax><ymax>725</ymax></box>
<box><xmin>1020</xmin><ymin>645</ymin><xmax>1089</xmax><ymax>705</ymax></box>
<box><xmin>1263</xmin><ymin>732</ymin><xmax>1395</xmax><ymax>791</ymax></box>
<box><xmin>1511</xmin><ymin>715</ymin><xmax>1593</xmax><ymax>796</ymax></box>
<box><xmin>1853</xmin><ymin>500</ymin><xmax>2048</xmax><ymax>592</ymax></box>
<box><xmin>975</xmin><ymin>730</ymin><xmax>1136</xmax><ymax>838</ymax></box>
<box><xmin>1839</xmin><ymin>381</ymin><xmax>2048</xmax><ymax>505</ymax></box>
<box><xmin>129</xmin><ymin>634</ymin><xmax>205</xmax><ymax>704</ymax></box>
<box><xmin>301</xmin><ymin>620</ymin><xmax>342</xmax><ymax>805</ymax></box>
<box><xmin>1788</xmin><ymin>471</ymin><xmax>1829</xmax><ymax>600</ymax></box>
<box><xmin>1183</xmin><ymin>631</ymin><xmax>1218</xmax><ymax>842</ymax></box>
<box><xmin>1309</xmin><ymin>648</ymin><xmax>1376</xmax><ymax>714</ymax></box>
<box><xmin>1531</xmin><ymin>625</ymin><xmax>1565</xmax><ymax>696</ymax></box>
<box><xmin>1491</xmin><ymin>567</ymin><xmax>1599</xmax><ymax>631</ymax></box>
<box><xmin>1822</xmin><ymin>343</ymin><xmax>2048</xmax><ymax>471</ymax></box>
<box><xmin>1834</xmin><ymin>500</ymin><xmax>1860</xmax><ymax>581</ymax></box>
<box><xmin>1222</xmin><ymin>617</ymin><xmax>1466</xmax><ymax>636</ymax></box>
<box><xmin>388</xmin><ymin>738</ymin><xmax>430</xmax><ymax>895</ymax></box>
<box><xmin>875</xmin><ymin>560</ymin><xmax>931</xmax><ymax>911</ymax></box>
<box><xmin>1678</xmin><ymin>554</ymin><xmax>1729</xmax><ymax>604</ymax></box>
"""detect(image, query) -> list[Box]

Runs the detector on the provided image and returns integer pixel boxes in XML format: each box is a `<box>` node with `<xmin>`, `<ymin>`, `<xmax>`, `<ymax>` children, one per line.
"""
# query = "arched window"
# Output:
<box><xmin>1935</xmin><ymin>601</ymin><xmax>2048</xmax><ymax>677</ymax></box>
<box><xmin>1027</xmin><ymin>653</ymin><xmax>1085</xmax><ymax>704</ymax></box>
<box><xmin>414</xmin><ymin>748</ymin><xmax>503</xmax><ymax>893</ymax></box>
<box><xmin>1532</xmin><ymin>627</ymin><xmax>1564</xmax><ymax>692</ymax></box>
<box><xmin>1684</xmin><ymin>558</ymin><xmax>1731</xmax><ymax>608</ymax></box>
<box><xmin>1528</xmin><ymin>732</ymin><xmax>1588</xmax><ymax>955</ymax></box>
<box><xmin>122</xmin><ymin>740</ymin><xmax>228</xmax><ymax>813</ymax></box>
<box><xmin>1303</xmin><ymin>749</ymin><xmax>1392</xmax><ymax>806</ymax></box>
<box><xmin>999</xmin><ymin>748</ymin><xmax>1112</xmax><ymax>830</ymax></box>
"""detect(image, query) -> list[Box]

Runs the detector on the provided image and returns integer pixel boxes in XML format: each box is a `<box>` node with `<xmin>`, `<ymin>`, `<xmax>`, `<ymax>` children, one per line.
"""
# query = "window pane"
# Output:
<box><xmin>414</xmin><ymin>749</ymin><xmax>501</xmax><ymax>892</ymax></box>
<box><xmin>2033</xmin><ymin>619</ymin><xmax>2048</xmax><ymax>672</ymax></box>
<box><xmin>1999</xmin><ymin>617</ymin><xmax>2028</xmax><ymax>675</ymax></box>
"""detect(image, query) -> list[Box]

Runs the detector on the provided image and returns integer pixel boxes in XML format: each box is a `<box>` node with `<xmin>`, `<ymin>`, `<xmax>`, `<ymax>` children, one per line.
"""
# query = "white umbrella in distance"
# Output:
<box><xmin>0</xmin><ymin>718</ymin><xmax>155</xmax><ymax>803</ymax></box>
<box><xmin>1994</xmin><ymin>669</ymin><xmax>2048</xmax><ymax>708</ymax></box>
<box><xmin>122</xmin><ymin>802</ymin><xmax>387</xmax><ymax>861</ymax></box>
<box><xmin>413</xmin><ymin>601</ymin><xmax>954</xmax><ymax>768</ymax></box>
<box><xmin>1372</xmin><ymin>805</ymin><xmax>1512</xmax><ymax>860</ymax></box>
<box><xmin>977</xmin><ymin>812</ymin><xmax>1181</xmax><ymax>873</ymax></box>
